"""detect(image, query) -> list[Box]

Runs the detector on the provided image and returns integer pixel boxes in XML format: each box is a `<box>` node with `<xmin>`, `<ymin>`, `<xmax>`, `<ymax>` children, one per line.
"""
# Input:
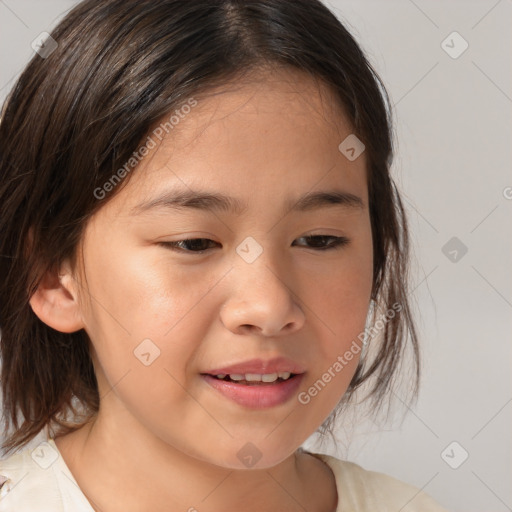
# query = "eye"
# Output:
<box><xmin>159</xmin><ymin>235</ymin><xmax>349</xmax><ymax>253</ymax></box>
<box><xmin>292</xmin><ymin>235</ymin><xmax>350</xmax><ymax>251</ymax></box>
<box><xmin>159</xmin><ymin>238</ymin><xmax>220</xmax><ymax>253</ymax></box>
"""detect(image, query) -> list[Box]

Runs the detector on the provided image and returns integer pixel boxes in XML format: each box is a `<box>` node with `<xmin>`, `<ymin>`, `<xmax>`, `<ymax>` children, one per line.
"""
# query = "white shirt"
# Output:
<box><xmin>0</xmin><ymin>439</ymin><xmax>449</xmax><ymax>511</ymax></box>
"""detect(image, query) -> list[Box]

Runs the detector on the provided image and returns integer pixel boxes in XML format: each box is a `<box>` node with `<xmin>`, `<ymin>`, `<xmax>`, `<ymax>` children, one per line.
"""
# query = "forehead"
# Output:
<box><xmin>106</xmin><ymin>67</ymin><xmax>366</xmax><ymax>216</ymax></box>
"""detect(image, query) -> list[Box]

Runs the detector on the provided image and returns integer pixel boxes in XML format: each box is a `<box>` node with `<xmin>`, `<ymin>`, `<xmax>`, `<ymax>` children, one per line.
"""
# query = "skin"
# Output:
<box><xmin>30</xmin><ymin>67</ymin><xmax>373</xmax><ymax>512</ymax></box>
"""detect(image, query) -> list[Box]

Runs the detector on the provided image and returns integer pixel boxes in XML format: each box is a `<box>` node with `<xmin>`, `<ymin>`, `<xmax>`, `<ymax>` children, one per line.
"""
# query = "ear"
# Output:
<box><xmin>29</xmin><ymin>259</ymin><xmax>85</xmax><ymax>333</ymax></box>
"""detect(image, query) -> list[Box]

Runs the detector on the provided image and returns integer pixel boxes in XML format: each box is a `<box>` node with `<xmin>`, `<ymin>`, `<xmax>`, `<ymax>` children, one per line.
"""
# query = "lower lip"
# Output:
<box><xmin>201</xmin><ymin>374</ymin><xmax>304</xmax><ymax>409</ymax></box>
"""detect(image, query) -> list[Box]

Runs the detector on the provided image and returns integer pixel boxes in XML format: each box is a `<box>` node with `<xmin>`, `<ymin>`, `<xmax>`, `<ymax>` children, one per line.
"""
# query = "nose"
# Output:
<box><xmin>220</xmin><ymin>254</ymin><xmax>306</xmax><ymax>337</ymax></box>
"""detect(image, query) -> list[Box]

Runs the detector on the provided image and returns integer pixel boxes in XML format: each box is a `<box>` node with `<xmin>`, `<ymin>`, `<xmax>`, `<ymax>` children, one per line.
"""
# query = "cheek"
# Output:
<box><xmin>298</xmin><ymin>234</ymin><xmax>372</xmax><ymax>398</ymax></box>
<box><xmin>79</xmin><ymin>243</ymin><xmax>223</xmax><ymax>386</ymax></box>
<box><xmin>308</xmin><ymin>240</ymin><xmax>373</xmax><ymax>338</ymax></box>
<box><xmin>82</xmin><ymin>239</ymin><xmax>192</xmax><ymax>330</ymax></box>
<box><xmin>296</xmin><ymin>257</ymin><xmax>371</xmax><ymax>420</ymax></box>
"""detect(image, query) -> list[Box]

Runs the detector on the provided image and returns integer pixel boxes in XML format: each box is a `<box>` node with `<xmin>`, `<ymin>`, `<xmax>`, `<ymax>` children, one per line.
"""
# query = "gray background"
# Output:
<box><xmin>1</xmin><ymin>1</ymin><xmax>511</xmax><ymax>511</ymax></box>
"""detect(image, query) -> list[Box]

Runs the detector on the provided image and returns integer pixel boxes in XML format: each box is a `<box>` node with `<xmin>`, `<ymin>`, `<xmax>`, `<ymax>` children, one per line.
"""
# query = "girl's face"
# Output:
<box><xmin>72</xmin><ymin>68</ymin><xmax>373</xmax><ymax>468</ymax></box>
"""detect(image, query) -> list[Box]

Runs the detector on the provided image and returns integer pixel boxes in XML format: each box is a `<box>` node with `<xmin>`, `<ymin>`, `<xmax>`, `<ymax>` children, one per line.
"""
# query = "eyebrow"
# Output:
<box><xmin>130</xmin><ymin>188</ymin><xmax>364</xmax><ymax>216</ymax></box>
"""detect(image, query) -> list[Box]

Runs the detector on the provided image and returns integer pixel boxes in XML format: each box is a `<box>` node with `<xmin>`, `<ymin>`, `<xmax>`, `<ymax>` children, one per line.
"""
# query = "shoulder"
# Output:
<box><xmin>0</xmin><ymin>440</ymin><xmax>93</xmax><ymax>512</ymax></box>
<box><xmin>306</xmin><ymin>451</ymin><xmax>450</xmax><ymax>512</ymax></box>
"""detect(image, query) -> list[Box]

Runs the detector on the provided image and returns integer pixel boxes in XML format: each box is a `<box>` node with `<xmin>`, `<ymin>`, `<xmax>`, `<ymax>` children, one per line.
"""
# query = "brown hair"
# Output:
<box><xmin>0</xmin><ymin>0</ymin><xmax>419</xmax><ymax>454</ymax></box>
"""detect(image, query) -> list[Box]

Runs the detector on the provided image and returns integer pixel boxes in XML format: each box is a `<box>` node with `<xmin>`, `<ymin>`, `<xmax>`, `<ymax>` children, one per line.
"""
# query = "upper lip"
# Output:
<box><xmin>204</xmin><ymin>357</ymin><xmax>306</xmax><ymax>375</ymax></box>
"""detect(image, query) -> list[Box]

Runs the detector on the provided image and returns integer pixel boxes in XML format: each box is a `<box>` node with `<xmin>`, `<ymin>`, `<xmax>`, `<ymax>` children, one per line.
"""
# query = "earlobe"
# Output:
<box><xmin>29</xmin><ymin>261</ymin><xmax>85</xmax><ymax>333</ymax></box>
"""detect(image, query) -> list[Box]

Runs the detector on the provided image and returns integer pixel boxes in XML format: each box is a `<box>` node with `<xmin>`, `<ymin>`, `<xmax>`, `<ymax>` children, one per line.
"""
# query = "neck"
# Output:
<box><xmin>54</xmin><ymin>409</ymin><xmax>337</xmax><ymax>512</ymax></box>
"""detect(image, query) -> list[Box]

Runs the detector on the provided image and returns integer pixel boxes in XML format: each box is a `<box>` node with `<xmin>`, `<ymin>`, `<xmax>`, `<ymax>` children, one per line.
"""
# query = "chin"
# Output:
<box><xmin>184</xmin><ymin>441</ymin><xmax>295</xmax><ymax>471</ymax></box>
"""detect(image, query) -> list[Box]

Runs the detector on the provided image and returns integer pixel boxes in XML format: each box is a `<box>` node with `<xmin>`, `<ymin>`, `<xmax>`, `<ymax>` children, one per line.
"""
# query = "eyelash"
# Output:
<box><xmin>159</xmin><ymin>235</ymin><xmax>350</xmax><ymax>253</ymax></box>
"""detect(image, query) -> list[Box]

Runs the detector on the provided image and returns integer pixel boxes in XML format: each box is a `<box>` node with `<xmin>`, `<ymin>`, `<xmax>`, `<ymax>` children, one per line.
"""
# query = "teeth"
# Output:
<box><xmin>215</xmin><ymin>372</ymin><xmax>293</xmax><ymax>382</ymax></box>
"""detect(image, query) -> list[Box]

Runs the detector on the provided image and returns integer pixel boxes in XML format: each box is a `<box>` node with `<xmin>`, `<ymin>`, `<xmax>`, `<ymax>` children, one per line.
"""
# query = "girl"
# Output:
<box><xmin>0</xmin><ymin>0</ymin><xmax>449</xmax><ymax>510</ymax></box>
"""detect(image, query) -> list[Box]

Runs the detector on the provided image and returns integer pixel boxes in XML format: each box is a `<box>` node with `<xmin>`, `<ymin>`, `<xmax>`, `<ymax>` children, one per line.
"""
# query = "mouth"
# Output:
<box><xmin>203</xmin><ymin>371</ymin><xmax>299</xmax><ymax>385</ymax></box>
<box><xmin>200</xmin><ymin>372</ymin><xmax>305</xmax><ymax>409</ymax></box>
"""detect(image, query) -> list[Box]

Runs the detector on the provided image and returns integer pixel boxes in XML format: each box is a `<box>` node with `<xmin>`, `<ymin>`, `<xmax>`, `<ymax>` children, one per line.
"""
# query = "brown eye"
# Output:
<box><xmin>292</xmin><ymin>235</ymin><xmax>350</xmax><ymax>250</ymax></box>
<box><xmin>160</xmin><ymin>238</ymin><xmax>220</xmax><ymax>252</ymax></box>
<box><xmin>160</xmin><ymin>235</ymin><xmax>350</xmax><ymax>254</ymax></box>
